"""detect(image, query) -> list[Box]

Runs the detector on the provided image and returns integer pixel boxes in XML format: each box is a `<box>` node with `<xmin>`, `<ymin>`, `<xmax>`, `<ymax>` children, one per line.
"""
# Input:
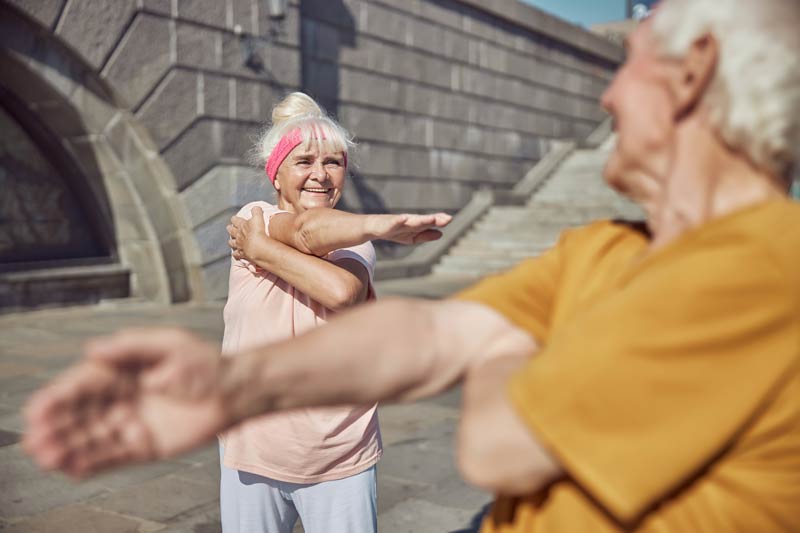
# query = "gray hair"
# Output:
<box><xmin>652</xmin><ymin>0</ymin><xmax>800</xmax><ymax>180</ymax></box>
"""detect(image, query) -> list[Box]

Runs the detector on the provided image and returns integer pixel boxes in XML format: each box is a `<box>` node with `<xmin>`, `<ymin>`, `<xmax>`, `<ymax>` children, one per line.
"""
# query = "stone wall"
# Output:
<box><xmin>2</xmin><ymin>0</ymin><xmax>621</xmax><ymax>301</ymax></box>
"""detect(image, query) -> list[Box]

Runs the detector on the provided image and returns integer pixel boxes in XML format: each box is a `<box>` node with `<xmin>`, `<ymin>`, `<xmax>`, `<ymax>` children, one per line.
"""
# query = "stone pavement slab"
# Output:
<box><xmin>1</xmin><ymin>503</ymin><xmax>161</xmax><ymax>533</ymax></box>
<box><xmin>0</xmin><ymin>301</ymin><xmax>490</xmax><ymax>532</ymax></box>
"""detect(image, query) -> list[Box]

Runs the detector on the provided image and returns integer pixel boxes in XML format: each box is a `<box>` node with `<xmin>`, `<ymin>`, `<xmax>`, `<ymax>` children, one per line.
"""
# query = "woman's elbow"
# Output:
<box><xmin>325</xmin><ymin>280</ymin><xmax>367</xmax><ymax>311</ymax></box>
<box><xmin>292</xmin><ymin>213</ymin><xmax>323</xmax><ymax>256</ymax></box>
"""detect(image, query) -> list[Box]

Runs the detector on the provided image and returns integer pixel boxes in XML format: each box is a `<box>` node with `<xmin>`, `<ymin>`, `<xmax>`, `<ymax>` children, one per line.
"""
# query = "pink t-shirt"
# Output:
<box><xmin>219</xmin><ymin>201</ymin><xmax>382</xmax><ymax>483</ymax></box>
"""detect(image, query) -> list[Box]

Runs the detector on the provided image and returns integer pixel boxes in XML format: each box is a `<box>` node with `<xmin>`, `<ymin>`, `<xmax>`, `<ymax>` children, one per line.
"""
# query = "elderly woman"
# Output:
<box><xmin>25</xmin><ymin>1</ymin><xmax>800</xmax><ymax>532</ymax></box>
<box><xmin>217</xmin><ymin>92</ymin><xmax>449</xmax><ymax>533</ymax></box>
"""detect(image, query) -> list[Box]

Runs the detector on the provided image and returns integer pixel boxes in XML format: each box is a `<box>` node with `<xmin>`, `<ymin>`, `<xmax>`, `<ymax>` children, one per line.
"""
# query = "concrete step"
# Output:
<box><xmin>447</xmin><ymin>245</ymin><xmax>552</xmax><ymax>258</ymax></box>
<box><xmin>0</xmin><ymin>263</ymin><xmax>132</xmax><ymax>314</ymax></box>
<box><xmin>452</xmin><ymin>236</ymin><xmax>559</xmax><ymax>248</ymax></box>
<box><xmin>431</xmin><ymin>133</ymin><xmax>639</xmax><ymax>277</ymax></box>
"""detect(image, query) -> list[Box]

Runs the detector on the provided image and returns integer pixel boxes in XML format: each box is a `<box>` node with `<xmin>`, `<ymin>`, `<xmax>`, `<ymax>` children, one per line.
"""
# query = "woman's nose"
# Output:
<box><xmin>311</xmin><ymin>163</ymin><xmax>328</xmax><ymax>181</ymax></box>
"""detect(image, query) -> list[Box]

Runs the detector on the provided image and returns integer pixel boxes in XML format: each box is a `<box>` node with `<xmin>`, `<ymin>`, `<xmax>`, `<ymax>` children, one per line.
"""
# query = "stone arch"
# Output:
<box><xmin>0</xmin><ymin>2</ymin><xmax>204</xmax><ymax>307</ymax></box>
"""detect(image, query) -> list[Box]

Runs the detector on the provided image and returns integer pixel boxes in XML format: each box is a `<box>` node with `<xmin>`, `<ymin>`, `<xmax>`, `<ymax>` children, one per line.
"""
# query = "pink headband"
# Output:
<box><xmin>264</xmin><ymin>128</ymin><xmax>347</xmax><ymax>185</ymax></box>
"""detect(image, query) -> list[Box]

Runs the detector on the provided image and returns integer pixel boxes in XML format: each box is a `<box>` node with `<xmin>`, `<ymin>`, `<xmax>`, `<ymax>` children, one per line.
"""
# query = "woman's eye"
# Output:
<box><xmin>325</xmin><ymin>159</ymin><xmax>342</xmax><ymax>166</ymax></box>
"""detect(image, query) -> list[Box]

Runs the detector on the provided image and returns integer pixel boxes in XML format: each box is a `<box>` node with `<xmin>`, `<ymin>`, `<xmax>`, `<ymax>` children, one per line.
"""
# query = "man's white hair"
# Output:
<box><xmin>651</xmin><ymin>0</ymin><xmax>800</xmax><ymax>180</ymax></box>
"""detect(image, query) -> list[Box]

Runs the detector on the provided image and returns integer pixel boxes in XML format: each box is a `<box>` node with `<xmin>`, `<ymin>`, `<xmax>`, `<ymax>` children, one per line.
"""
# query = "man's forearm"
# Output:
<box><xmin>218</xmin><ymin>298</ymin><xmax>536</xmax><ymax>426</ymax></box>
<box><xmin>220</xmin><ymin>299</ymin><xmax>448</xmax><ymax>423</ymax></box>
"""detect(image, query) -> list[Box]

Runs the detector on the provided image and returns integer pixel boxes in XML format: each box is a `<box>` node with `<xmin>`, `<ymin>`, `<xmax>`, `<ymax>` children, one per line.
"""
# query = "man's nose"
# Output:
<box><xmin>600</xmin><ymin>77</ymin><xmax>617</xmax><ymax>115</ymax></box>
<box><xmin>600</xmin><ymin>86</ymin><xmax>613</xmax><ymax>114</ymax></box>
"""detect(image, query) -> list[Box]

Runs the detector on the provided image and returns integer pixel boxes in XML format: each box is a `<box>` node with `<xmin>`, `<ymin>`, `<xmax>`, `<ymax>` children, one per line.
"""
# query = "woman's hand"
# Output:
<box><xmin>227</xmin><ymin>207</ymin><xmax>272</xmax><ymax>262</ymax></box>
<box><xmin>365</xmin><ymin>212</ymin><xmax>453</xmax><ymax>244</ymax></box>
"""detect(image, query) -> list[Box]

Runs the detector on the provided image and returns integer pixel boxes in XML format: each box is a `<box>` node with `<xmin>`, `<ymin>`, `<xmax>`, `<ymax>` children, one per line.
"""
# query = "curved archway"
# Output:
<box><xmin>0</xmin><ymin>87</ymin><xmax>112</xmax><ymax>264</ymax></box>
<box><xmin>0</xmin><ymin>2</ymin><xmax>204</xmax><ymax>309</ymax></box>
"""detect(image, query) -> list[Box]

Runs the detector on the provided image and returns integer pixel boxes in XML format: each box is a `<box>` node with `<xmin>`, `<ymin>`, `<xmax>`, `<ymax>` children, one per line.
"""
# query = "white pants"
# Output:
<box><xmin>219</xmin><ymin>446</ymin><xmax>377</xmax><ymax>533</ymax></box>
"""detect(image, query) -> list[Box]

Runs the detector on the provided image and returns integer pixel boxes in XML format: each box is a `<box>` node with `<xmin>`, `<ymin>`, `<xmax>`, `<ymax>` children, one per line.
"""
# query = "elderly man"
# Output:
<box><xmin>24</xmin><ymin>0</ymin><xmax>800</xmax><ymax>531</ymax></box>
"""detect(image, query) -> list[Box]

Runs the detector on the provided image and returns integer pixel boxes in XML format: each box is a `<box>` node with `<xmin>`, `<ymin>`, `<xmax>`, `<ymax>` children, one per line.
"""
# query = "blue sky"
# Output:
<box><xmin>519</xmin><ymin>0</ymin><xmax>627</xmax><ymax>27</ymax></box>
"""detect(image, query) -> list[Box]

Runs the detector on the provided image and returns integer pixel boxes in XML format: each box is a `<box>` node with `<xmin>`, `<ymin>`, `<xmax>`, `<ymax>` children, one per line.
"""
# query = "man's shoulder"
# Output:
<box><xmin>710</xmin><ymin>200</ymin><xmax>800</xmax><ymax>283</ymax></box>
<box><xmin>558</xmin><ymin>219</ymin><xmax>650</xmax><ymax>259</ymax></box>
<box><xmin>583</xmin><ymin>218</ymin><xmax>650</xmax><ymax>239</ymax></box>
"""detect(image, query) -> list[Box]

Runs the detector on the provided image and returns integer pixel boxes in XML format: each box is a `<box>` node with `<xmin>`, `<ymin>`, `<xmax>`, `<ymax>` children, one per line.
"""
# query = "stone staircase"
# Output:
<box><xmin>432</xmin><ymin>136</ymin><xmax>642</xmax><ymax>278</ymax></box>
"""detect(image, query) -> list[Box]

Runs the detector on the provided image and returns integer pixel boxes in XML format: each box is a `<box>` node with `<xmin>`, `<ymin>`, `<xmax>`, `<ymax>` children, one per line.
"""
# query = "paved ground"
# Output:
<box><xmin>0</xmin><ymin>278</ymin><xmax>490</xmax><ymax>532</ymax></box>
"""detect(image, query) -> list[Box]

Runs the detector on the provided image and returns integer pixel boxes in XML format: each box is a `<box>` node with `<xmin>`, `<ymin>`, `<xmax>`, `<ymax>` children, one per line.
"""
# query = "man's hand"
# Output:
<box><xmin>227</xmin><ymin>206</ymin><xmax>272</xmax><ymax>262</ymax></box>
<box><xmin>365</xmin><ymin>212</ymin><xmax>453</xmax><ymax>244</ymax></box>
<box><xmin>23</xmin><ymin>329</ymin><xmax>231</xmax><ymax>478</ymax></box>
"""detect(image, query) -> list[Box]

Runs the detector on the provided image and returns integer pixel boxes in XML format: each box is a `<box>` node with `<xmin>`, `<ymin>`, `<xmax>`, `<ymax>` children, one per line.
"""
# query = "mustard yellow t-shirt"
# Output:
<box><xmin>457</xmin><ymin>200</ymin><xmax>800</xmax><ymax>532</ymax></box>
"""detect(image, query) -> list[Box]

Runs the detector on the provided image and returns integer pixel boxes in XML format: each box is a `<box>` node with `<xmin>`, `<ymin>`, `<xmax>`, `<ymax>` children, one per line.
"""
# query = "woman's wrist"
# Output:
<box><xmin>362</xmin><ymin>214</ymin><xmax>385</xmax><ymax>241</ymax></box>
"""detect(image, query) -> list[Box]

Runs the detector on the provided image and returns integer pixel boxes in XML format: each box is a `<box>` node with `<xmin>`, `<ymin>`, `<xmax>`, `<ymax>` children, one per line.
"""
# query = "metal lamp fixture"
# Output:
<box><xmin>238</xmin><ymin>0</ymin><xmax>288</xmax><ymax>73</ymax></box>
<box><xmin>266</xmin><ymin>0</ymin><xmax>288</xmax><ymax>20</ymax></box>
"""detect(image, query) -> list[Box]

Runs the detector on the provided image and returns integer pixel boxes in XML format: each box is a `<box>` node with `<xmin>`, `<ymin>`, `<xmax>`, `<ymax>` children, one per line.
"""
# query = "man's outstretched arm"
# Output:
<box><xmin>23</xmin><ymin>298</ymin><xmax>540</xmax><ymax>477</ymax></box>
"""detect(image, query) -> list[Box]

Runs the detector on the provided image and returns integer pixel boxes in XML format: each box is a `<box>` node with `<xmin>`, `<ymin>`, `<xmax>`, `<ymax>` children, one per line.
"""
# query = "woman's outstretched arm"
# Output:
<box><xmin>257</xmin><ymin>207</ymin><xmax>452</xmax><ymax>257</ymax></box>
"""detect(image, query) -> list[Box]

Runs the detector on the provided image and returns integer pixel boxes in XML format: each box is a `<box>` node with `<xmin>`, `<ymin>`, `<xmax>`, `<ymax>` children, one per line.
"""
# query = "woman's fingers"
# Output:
<box><xmin>434</xmin><ymin>213</ymin><xmax>453</xmax><ymax>227</ymax></box>
<box><xmin>246</xmin><ymin>208</ymin><xmax>267</xmax><ymax>232</ymax></box>
<box><xmin>401</xmin><ymin>213</ymin><xmax>452</xmax><ymax>229</ymax></box>
<box><xmin>413</xmin><ymin>229</ymin><xmax>443</xmax><ymax>243</ymax></box>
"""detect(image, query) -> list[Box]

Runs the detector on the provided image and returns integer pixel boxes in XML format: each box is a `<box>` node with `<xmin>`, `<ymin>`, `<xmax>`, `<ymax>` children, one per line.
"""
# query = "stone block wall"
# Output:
<box><xmin>4</xmin><ymin>0</ymin><xmax>621</xmax><ymax>300</ymax></box>
<box><xmin>303</xmin><ymin>0</ymin><xmax>619</xmax><ymax>215</ymax></box>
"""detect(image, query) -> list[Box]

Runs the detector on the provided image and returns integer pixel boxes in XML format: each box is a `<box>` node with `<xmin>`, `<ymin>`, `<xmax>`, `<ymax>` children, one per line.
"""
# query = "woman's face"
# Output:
<box><xmin>274</xmin><ymin>143</ymin><xmax>346</xmax><ymax>214</ymax></box>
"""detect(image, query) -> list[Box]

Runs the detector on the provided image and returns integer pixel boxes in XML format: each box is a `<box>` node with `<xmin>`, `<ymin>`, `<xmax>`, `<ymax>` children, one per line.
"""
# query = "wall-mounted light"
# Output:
<box><xmin>235</xmin><ymin>1</ymin><xmax>289</xmax><ymax>74</ymax></box>
<box><xmin>266</xmin><ymin>0</ymin><xmax>288</xmax><ymax>21</ymax></box>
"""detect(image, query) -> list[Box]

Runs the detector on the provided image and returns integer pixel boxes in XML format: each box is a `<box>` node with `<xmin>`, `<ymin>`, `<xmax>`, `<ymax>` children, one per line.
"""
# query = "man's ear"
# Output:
<box><xmin>669</xmin><ymin>33</ymin><xmax>718</xmax><ymax>117</ymax></box>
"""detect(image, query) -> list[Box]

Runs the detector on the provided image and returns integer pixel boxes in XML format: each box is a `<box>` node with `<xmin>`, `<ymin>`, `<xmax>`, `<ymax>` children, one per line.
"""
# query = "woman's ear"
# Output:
<box><xmin>273</xmin><ymin>177</ymin><xmax>281</xmax><ymax>191</ymax></box>
<box><xmin>669</xmin><ymin>33</ymin><xmax>718</xmax><ymax>117</ymax></box>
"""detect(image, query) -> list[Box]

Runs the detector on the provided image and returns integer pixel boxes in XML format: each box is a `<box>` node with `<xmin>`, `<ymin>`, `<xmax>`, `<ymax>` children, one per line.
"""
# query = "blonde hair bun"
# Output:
<box><xmin>271</xmin><ymin>92</ymin><xmax>324</xmax><ymax>125</ymax></box>
<box><xmin>253</xmin><ymin>92</ymin><xmax>354</xmax><ymax>178</ymax></box>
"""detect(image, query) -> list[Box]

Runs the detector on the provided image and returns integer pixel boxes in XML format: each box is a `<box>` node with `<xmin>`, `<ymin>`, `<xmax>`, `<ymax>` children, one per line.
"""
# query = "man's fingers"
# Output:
<box><xmin>28</xmin><ymin>436</ymin><xmax>71</xmax><ymax>471</ymax></box>
<box><xmin>25</xmin><ymin>363</ymin><xmax>115</xmax><ymax>427</ymax></box>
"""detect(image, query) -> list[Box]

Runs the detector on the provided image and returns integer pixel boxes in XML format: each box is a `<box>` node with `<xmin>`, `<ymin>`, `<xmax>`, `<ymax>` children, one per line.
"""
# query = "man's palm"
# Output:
<box><xmin>24</xmin><ymin>330</ymin><xmax>228</xmax><ymax>477</ymax></box>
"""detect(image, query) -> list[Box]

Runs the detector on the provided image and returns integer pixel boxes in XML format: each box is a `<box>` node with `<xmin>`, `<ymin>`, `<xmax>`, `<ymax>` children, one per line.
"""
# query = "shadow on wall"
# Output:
<box><xmin>300</xmin><ymin>0</ymin><xmax>355</xmax><ymax>118</ymax></box>
<box><xmin>299</xmin><ymin>0</ymin><xmax>389</xmax><ymax>216</ymax></box>
<box><xmin>299</xmin><ymin>0</ymin><xmax>411</xmax><ymax>258</ymax></box>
